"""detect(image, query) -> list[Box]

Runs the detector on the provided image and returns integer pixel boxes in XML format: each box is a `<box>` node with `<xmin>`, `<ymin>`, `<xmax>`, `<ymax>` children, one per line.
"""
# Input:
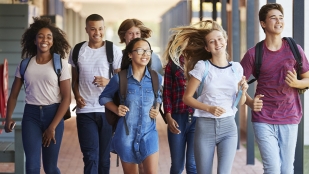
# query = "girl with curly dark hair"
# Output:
<box><xmin>4</xmin><ymin>17</ymin><xmax>71</xmax><ymax>174</ymax></box>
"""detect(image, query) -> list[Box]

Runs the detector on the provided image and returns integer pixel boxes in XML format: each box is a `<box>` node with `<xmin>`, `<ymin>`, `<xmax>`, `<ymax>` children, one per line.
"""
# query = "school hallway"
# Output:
<box><xmin>1</xmin><ymin>105</ymin><xmax>263</xmax><ymax>174</ymax></box>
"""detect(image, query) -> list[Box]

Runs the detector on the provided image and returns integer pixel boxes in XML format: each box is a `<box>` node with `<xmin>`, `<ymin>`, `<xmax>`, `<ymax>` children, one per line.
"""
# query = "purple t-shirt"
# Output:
<box><xmin>241</xmin><ymin>39</ymin><xmax>309</xmax><ymax>124</ymax></box>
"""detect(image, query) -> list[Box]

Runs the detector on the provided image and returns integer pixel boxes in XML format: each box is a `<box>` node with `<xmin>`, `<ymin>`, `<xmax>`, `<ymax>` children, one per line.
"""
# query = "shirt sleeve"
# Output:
<box><xmin>60</xmin><ymin>59</ymin><xmax>71</xmax><ymax>81</ymax></box>
<box><xmin>297</xmin><ymin>44</ymin><xmax>309</xmax><ymax>74</ymax></box>
<box><xmin>68</xmin><ymin>48</ymin><xmax>74</xmax><ymax>67</ymax></box>
<box><xmin>113</xmin><ymin>44</ymin><xmax>123</xmax><ymax>70</ymax></box>
<box><xmin>240</xmin><ymin>48</ymin><xmax>255</xmax><ymax>80</ymax></box>
<box><xmin>99</xmin><ymin>74</ymin><xmax>120</xmax><ymax>105</ymax></box>
<box><xmin>189</xmin><ymin>60</ymin><xmax>205</xmax><ymax>81</ymax></box>
<box><xmin>163</xmin><ymin>60</ymin><xmax>173</xmax><ymax>114</ymax></box>
<box><xmin>15</xmin><ymin>62</ymin><xmax>21</xmax><ymax>78</ymax></box>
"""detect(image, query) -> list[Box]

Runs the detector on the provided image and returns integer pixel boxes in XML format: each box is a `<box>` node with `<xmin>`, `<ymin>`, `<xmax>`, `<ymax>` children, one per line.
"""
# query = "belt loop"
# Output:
<box><xmin>188</xmin><ymin>113</ymin><xmax>192</xmax><ymax>123</ymax></box>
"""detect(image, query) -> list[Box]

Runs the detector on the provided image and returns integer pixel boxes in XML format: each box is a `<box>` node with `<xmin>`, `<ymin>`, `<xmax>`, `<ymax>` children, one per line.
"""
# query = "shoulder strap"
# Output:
<box><xmin>283</xmin><ymin>37</ymin><xmax>302</xmax><ymax>79</ymax></box>
<box><xmin>106</xmin><ymin>40</ymin><xmax>114</xmax><ymax>78</ymax></box>
<box><xmin>72</xmin><ymin>41</ymin><xmax>86</xmax><ymax>70</ymax></box>
<box><xmin>20</xmin><ymin>57</ymin><xmax>32</xmax><ymax>82</ymax></box>
<box><xmin>53</xmin><ymin>53</ymin><xmax>62</xmax><ymax>86</ymax></box>
<box><xmin>248</xmin><ymin>40</ymin><xmax>264</xmax><ymax>84</ymax></box>
<box><xmin>197</xmin><ymin>60</ymin><xmax>209</xmax><ymax>97</ymax></box>
<box><xmin>150</xmin><ymin>70</ymin><xmax>159</xmax><ymax>109</ymax></box>
<box><xmin>118</xmin><ymin>69</ymin><xmax>129</xmax><ymax>135</ymax></box>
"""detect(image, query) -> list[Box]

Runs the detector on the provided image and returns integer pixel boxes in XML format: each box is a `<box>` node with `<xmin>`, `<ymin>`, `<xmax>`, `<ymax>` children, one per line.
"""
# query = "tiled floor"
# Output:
<box><xmin>0</xmin><ymin>111</ymin><xmax>263</xmax><ymax>174</ymax></box>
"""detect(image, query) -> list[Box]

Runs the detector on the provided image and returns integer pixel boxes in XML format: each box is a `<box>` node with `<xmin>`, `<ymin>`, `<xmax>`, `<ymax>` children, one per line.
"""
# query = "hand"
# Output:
<box><xmin>42</xmin><ymin>127</ymin><xmax>56</xmax><ymax>147</ymax></box>
<box><xmin>208</xmin><ymin>106</ymin><xmax>226</xmax><ymax>117</ymax></box>
<box><xmin>92</xmin><ymin>76</ymin><xmax>109</xmax><ymax>87</ymax></box>
<box><xmin>149</xmin><ymin>106</ymin><xmax>159</xmax><ymax>119</ymax></box>
<box><xmin>118</xmin><ymin>105</ymin><xmax>129</xmax><ymax>116</ymax></box>
<box><xmin>166</xmin><ymin>113</ymin><xmax>181</xmax><ymax>134</ymax></box>
<box><xmin>4</xmin><ymin>118</ymin><xmax>15</xmax><ymax>133</ymax></box>
<box><xmin>239</xmin><ymin>76</ymin><xmax>249</xmax><ymax>92</ymax></box>
<box><xmin>285</xmin><ymin>69</ymin><xmax>298</xmax><ymax>88</ymax></box>
<box><xmin>253</xmin><ymin>94</ymin><xmax>264</xmax><ymax>111</ymax></box>
<box><xmin>75</xmin><ymin>96</ymin><xmax>86</xmax><ymax>109</ymax></box>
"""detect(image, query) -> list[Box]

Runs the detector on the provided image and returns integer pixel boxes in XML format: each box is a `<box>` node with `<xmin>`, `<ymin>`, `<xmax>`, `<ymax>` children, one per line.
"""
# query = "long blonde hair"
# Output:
<box><xmin>169</xmin><ymin>20</ymin><xmax>229</xmax><ymax>79</ymax></box>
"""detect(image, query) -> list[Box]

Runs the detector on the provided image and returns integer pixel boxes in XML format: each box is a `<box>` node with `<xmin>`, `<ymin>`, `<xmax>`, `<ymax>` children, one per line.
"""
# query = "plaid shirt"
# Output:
<box><xmin>163</xmin><ymin>56</ymin><xmax>194</xmax><ymax>115</ymax></box>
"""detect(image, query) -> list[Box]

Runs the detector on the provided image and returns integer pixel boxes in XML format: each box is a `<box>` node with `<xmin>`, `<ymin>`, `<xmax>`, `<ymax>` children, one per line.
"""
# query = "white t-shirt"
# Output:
<box><xmin>68</xmin><ymin>41</ymin><xmax>123</xmax><ymax>113</ymax></box>
<box><xmin>15</xmin><ymin>57</ymin><xmax>71</xmax><ymax>105</ymax></box>
<box><xmin>189</xmin><ymin>60</ymin><xmax>243</xmax><ymax>118</ymax></box>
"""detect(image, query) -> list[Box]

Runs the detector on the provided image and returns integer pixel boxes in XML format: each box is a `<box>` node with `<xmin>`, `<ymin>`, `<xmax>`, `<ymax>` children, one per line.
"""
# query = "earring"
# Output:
<box><xmin>129</xmin><ymin>58</ymin><xmax>132</xmax><ymax>61</ymax></box>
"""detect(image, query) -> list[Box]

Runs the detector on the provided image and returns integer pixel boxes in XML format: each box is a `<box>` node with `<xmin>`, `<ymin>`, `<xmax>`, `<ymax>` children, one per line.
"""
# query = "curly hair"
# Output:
<box><xmin>118</xmin><ymin>19</ymin><xmax>152</xmax><ymax>44</ymax></box>
<box><xmin>169</xmin><ymin>20</ymin><xmax>229</xmax><ymax>79</ymax></box>
<box><xmin>121</xmin><ymin>38</ymin><xmax>152</xmax><ymax>70</ymax></box>
<box><xmin>21</xmin><ymin>17</ymin><xmax>70</xmax><ymax>59</ymax></box>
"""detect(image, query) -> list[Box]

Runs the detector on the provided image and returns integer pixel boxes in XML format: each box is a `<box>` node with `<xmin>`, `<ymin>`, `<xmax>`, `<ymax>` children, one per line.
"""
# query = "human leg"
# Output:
<box><xmin>142</xmin><ymin>152</ymin><xmax>159</xmax><ymax>174</ymax></box>
<box><xmin>194</xmin><ymin>117</ymin><xmax>216</xmax><ymax>174</ymax></box>
<box><xmin>76</xmin><ymin>113</ymin><xmax>100</xmax><ymax>174</ymax></box>
<box><xmin>185</xmin><ymin>115</ymin><xmax>197</xmax><ymax>174</ymax></box>
<box><xmin>216</xmin><ymin>116</ymin><xmax>237</xmax><ymax>174</ymax></box>
<box><xmin>40</xmin><ymin>104</ymin><xmax>64</xmax><ymax>174</ymax></box>
<box><xmin>253</xmin><ymin>122</ymin><xmax>280</xmax><ymax>174</ymax></box>
<box><xmin>278</xmin><ymin>124</ymin><xmax>298</xmax><ymax>174</ymax></box>
<box><xmin>97</xmin><ymin>112</ymin><xmax>112</xmax><ymax>174</ymax></box>
<box><xmin>22</xmin><ymin>104</ymin><xmax>44</xmax><ymax>174</ymax></box>
<box><xmin>121</xmin><ymin>161</ymin><xmax>139</xmax><ymax>174</ymax></box>
<box><xmin>168</xmin><ymin>113</ymin><xmax>187</xmax><ymax>174</ymax></box>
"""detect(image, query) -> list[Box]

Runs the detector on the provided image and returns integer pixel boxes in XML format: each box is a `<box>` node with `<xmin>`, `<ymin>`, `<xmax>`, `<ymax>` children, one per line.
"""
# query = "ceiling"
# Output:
<box><xmin>62</xmin><ymin>0</ymin><xmax>182</xmax><ymax>23</ymax></box>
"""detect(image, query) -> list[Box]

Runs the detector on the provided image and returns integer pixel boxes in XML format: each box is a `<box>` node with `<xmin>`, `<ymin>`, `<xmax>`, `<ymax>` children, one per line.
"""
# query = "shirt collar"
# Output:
<box><xmin>127</xmin><ymin>65</ymin><xmax>151</xmax><ymax>79</ymax></box>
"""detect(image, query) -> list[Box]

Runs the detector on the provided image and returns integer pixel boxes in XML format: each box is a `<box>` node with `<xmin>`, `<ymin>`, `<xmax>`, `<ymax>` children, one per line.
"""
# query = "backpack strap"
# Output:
<box><xmin>283</xmin><ymin>37</ymin><xmax>302</xmax><ymax>80</ymax></box>
<box><xmin>118</xmin><ymin>69</ymin><xmax>129</xmax><ymax>135</ymax></box>
<box><xmin>247</xmin><ymin>40</ymin><xmax>263</xmax><ymax>84</ymax></box>
<box><xmin>150</xmin><ymin>70</ymin><xmax>159</xmax><ymax>109</ymax></box>
<box><xmin>196</xmin><ymin>60</ymin><xmax>209</xmax><ymax>97</ymax></box>
<box><xmin>20</xmin><ymin>57</ymin><xmax>32</xmax><ymax>83</ymax></box>
<box><xmin>105</xmin><ymin>40</ymin><xmax>114</xmax><ymax>78</ymax></box>
<box><xmin>53</xmin><ymin>53</ymin><xmax>62</xmax><ymax>86</ymax></box>
<box><xmin>72</xmin><ymin>41</ymin><xmax>86</xmax><ymax>76</ymax></box>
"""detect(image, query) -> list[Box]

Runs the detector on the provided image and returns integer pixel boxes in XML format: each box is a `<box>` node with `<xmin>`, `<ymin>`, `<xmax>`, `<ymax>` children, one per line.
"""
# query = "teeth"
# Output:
<box><xmin>41</xmin><ymin>44</ymin><xmax>47</xmax><ymax>47</ymax></box>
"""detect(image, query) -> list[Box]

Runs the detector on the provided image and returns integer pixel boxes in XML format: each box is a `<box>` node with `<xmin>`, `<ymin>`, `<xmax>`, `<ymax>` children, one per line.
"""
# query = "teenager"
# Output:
<box><xmin>4</xmin><ymin>17</ymin><xmax>71</xmax><ymax>174</ymax></box>
<box><xmin>241</xmin><ymin>3</ymin><xmax>309</xmax><ymax>173</ymax></box>
<box><xmin>163</xmin><ymin>35</ymin><xmax>197</xmax><ymax>174</ymax></box>
<box><xmin>68</xmin><ymin>14</ymin><xmax>123</xmax><ymax>173</ymax></box>
<box><xmin>170</xmin><ymin>20</ymin><xmax>248</xmax><ymax>174</ymax></box>
<box><xmin>99</xmin><ymin>38</ymin><xmax>162</xmax><ymax>174</ymax></box>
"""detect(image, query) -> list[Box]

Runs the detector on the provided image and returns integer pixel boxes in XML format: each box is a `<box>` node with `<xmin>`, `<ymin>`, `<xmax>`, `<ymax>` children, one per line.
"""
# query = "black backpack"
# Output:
<box><xmin>247</xmin><ymin>37</ymin><xmax>308</xmax><ymax>94</ymax></box>
<box><xmin>106</xmin><ymin>69</ymin><xmax>160</xmax><ymax>135</ymax></box>
<box><xmin>20</xmin><ymin>53</ymin><xmax>71</xmax><ymax>120</ymax></box>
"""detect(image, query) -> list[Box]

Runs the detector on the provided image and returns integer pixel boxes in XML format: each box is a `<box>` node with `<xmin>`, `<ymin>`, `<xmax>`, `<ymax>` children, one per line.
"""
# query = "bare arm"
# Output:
<box><xmin>4</xmin><ymin>77</ymin><xmax>23</xmax><ymax>133</ymax></box>
<box><xmin>71</xmin><ymin>66</ymin><xmax>86</xmax><ymax>108</ymax></box>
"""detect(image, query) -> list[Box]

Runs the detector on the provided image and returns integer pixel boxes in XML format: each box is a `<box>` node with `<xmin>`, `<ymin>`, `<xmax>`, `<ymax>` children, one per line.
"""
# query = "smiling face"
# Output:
<box><xmin>124</xmin><ymin>26</ymin><xmax>141</xmax><ymax>45</ymax></box>
<box><xmin>260</xmin><ymin>9</ymin><xmax>284</xmax><ymax>35</ymax></box>
<box><xmin>128</xmin><ymin>40</ymin><xmax>152</xmax><ymax>68</ymax></box>
<box><xmin>204</xmin><ymin>30</ymin><xmax>227</xmax><ymax>55</ymax></box>
<box><xmin>35</xmin><ymin>28</ymin><xmax>53</xmax><ymax>54</ymax></box>
<box><xmin>85</xmin><ymin>20</ymin><xmax>105</xmax><ymax>44</ymax></box>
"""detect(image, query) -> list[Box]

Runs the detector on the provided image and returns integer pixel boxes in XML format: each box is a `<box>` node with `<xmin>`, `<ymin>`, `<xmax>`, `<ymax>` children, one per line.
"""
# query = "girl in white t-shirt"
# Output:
<box><xmin>4</xmin><ymin>17</ymin><xmax>71</xmax><ymax>174</ymax></box>
<box><xmin>169</xmin><ymin>20</ymin><xmax>248</xmax><ymax>174</ymax></box>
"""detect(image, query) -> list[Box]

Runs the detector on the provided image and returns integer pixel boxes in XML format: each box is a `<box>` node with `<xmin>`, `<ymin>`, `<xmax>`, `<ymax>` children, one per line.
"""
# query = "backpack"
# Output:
<box><xmin>247</xmin><ymin>37</ymin><xmax>308</xmax><ymax>94</ymax></box>
<box><xmin>20</xmin><ymin>53</ymin><xmax>71</xmax><ymax>120</ymax></box>
<box><xmin>106</xmin><ymin>69</ymin><xmax>160</xmax><ymax>135</ymax></box>
<box><xmin>72</xmin><ymin>40</ymin><xmax>114</xmax><ymax>78</ymax></box>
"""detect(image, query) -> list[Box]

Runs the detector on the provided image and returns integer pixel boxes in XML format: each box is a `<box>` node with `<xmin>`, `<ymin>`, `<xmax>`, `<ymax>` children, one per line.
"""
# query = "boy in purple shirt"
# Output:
<box><xmin>240</xmin><ymin>3</ymin><xmax>309</xmax><ymax>174</ymax></box>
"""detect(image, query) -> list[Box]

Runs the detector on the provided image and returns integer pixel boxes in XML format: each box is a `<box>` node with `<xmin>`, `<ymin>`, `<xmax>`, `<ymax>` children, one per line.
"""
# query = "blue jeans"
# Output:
<box><xmin>253</xmin><ymin>122</ymin><xmax>298</xmax><ymax>174</ymax></box>
<box><xmin>168</xmin><ymin>113</ymin><xmax>197</xmax><ymax>174</ymax></box>
<box><xmin>194</xmin><ymin>116</ymin><xmax>237</xmax><ymax>174</ymax></box>
<box><xmin>76</xmin><ymin>112</ymin><xmax>112</xmax><ymax>174</ymax></box>
<box><xmin>22</xmin><ymin>103</ymin><xmax>64</xmax><ymax>174</ymax></box>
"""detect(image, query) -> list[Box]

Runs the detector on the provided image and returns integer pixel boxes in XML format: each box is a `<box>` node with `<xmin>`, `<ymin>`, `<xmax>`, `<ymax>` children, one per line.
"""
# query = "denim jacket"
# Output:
<box><xmin>99</xmin><ymin>65</ymin><xmax>162</xmax><ymax>163</ymax></box>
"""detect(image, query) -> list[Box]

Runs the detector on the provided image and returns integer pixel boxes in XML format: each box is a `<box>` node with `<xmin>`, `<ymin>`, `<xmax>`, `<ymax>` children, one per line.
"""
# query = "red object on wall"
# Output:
<box><xmin>0</xmin><ymin>59</ymin><xmax>8</xmax><ymax>133</ymax></box>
